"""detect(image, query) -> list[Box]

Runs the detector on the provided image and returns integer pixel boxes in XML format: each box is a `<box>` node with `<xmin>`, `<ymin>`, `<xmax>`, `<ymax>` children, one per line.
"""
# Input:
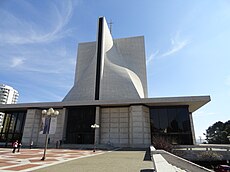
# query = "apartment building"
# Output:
<box><xmin>0</xmin><ymin>84</ymin><xmax>19</xmax><ymax>104</ymax></box>
<box><xmin>0</xmin><ymin>84</ymin><xmax>19</xmax><ymax>127</ymax></box>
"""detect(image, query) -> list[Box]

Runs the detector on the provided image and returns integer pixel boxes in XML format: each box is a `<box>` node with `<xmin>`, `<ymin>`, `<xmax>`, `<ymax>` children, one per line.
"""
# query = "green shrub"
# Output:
<box><xmin>198</xmin><ymin>151</ymin><xmax>223</xmax><ymax>161</ymax></box>
<box><xmin>152</xmin><ymin>136</ymin><xmax>172</xmax><ymax>152</ymax></box>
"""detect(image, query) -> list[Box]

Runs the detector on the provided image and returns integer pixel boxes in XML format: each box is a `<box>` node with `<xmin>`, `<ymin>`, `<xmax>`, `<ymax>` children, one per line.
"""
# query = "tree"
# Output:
<box><xmin>205</xmin><ymin>120</ymin><xmax>230</xmax><ymax>144</ymax></box>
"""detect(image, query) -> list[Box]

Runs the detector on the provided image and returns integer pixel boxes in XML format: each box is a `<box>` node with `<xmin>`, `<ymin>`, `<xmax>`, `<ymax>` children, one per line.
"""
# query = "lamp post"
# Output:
<box><xmin>41</xmin><ymin>108</ymin><xmax>59</xmax><ymax>161</ymax></box>
<box><xmin>91</xmin><ymin>124</ymin><xmax>99</xmax><ymax>152</ymax></box>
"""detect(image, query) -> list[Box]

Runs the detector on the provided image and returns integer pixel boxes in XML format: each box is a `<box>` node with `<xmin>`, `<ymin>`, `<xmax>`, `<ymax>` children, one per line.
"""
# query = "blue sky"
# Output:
<box><xmin>0</xmin><ymin>0</ymin><xmax>230</xmax><ymax>140</ymax></box>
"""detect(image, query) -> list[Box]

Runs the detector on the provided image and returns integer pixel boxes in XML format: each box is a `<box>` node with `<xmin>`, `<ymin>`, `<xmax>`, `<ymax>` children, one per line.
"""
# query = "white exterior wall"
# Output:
<box><xmin>63</xmin><ymin>17</ymin><xmax>148</xmax><ymax>101</ymax></box>
<box><xmin>100</xmin><ymin>107</ymin><xmax>130</xmax><ymax>146</ymax></box>
<box><xmin>22</xmin><ymin>109</ymin><xmax>65</xmax><ymax>147</ymax></box>
<box><xmin>129</xmin><ymin>105</ymin><xmax>151</xmax><ymax>147</ymax></box>
<box><xmin>21</xmin><ymin>106</ymin><xmax>151</xmax><ymax>148</ymax></box>
<box><xmin>63</xmin><ymin>42</ymin><xmax>97</xmax><ymax>101</ymax></box>
<box><xmin>100</xmin><ymin>105</ymin><xmax>151</xmax><ymax>147</ymax></box>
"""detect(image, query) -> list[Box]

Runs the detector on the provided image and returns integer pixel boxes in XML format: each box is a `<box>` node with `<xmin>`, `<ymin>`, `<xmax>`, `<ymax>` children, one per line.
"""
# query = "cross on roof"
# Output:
<box><xmin>108</xmin><ymin>20</ymin><xmax>113</xmax><ymax>34</ymax></box>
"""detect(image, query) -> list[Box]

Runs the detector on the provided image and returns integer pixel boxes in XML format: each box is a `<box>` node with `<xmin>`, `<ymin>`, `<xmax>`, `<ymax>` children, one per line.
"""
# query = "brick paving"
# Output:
<box><xmin>0</xmin><ymin>148</ymin><xmax>105</xmax><ymax>172</ymax></box>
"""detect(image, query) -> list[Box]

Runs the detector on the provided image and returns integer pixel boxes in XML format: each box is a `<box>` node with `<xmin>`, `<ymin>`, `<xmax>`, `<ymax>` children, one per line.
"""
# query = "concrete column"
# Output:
<box><xmin>62</xmin><ymin>108</ymin><xmax>68</xmax><ymax>141</ymax></box>
<box><xmin>189</xmin><ymin>112</ymin><xmax>196</xmax><ymax>145</ymax></box>
<box><xmin>129</xmin><ymin>105</ymin><xmax>151</xmax><ymax>148</ymax></box>
<box><xmin>52</xmin><ymin>109</ymin><xmax>65</xmax><ymax>145</ymax></box>
<box><xmin>22</xmin><ymin>109</ymin><xmax>41</xmax><ymax>147</ymax></box>
<box><xmin>34</xmin><ymin>109</ymin><xmax>42</xmax><ymax>145</ymax></box>
<box><xmin>95</xmin><ymin>106</ymin><xmax>100</xmax><ymax>144</ymax></box>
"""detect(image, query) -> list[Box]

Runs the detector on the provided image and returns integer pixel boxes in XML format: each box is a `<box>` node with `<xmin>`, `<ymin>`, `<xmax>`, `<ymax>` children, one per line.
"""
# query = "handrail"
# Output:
<box><xmin>173</xmin><ymin>144</ymin><xmax>230</xmax><ymax>151</ymax></box>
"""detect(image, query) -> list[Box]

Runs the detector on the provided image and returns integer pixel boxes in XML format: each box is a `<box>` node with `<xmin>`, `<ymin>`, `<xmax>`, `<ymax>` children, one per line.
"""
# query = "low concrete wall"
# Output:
<box><xmin>150</xmin><ymin>146</ymin><xmax>213</xmax><ymax>172</ymax></box>
<box><xmin>173</xmin><ymin>144</ymin><xmax>230</xmax><ymax>161</ymax></box>
<box><xmin>150</xmin><ymin>146</ymin><xmax>176</xmax><ymax>172</ymax></box>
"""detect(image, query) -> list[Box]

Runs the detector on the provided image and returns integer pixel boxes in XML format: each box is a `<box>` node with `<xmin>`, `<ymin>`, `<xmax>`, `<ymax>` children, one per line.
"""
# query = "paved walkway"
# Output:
<box><xmin>0</xmin><ymin>148</ymin><xmax>105</xmax><ymax>172</ymax></box>
<box><xmin>0</xmin><ymin>148</ymin><xmax>153</xmax><ymax>172</ymax></box>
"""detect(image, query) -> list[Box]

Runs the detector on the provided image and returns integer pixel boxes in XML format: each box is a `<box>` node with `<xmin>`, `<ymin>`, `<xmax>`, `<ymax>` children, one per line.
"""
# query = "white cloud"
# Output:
<box><xmin>162</xmin><ymin>32</ymin><xmax>190</xmax><ymax>57</ymax></box>
<box><xmin>146</xmin><ymin>50</ymin><xmax>159</xmax><ymax>65</ymax></box>
<box><xmin>0</xmin><ymin>0</ymin><xmax>75</xmax><ymax>45</ymax></box>
<box><xmin>10</xmin><ymin>57</ymin><xmax>25</xmax><ymax>67</ymax></box>
<box><xmin>2</xmin><ymin>44</ymin><xmax>75</xmax><ymax>74</ymax></box>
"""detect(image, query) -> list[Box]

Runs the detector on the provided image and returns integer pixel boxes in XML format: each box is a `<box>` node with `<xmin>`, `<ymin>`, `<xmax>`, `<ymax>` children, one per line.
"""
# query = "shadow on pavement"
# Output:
<box><xmin>143</xmin><ymin>148</ymin><xmax>151</xmax><ymax>161</ymax></box>
<box><xmin>140</xmin><ymin>169</ymin><xmax>155</xmax><ymax>172</ymax></box>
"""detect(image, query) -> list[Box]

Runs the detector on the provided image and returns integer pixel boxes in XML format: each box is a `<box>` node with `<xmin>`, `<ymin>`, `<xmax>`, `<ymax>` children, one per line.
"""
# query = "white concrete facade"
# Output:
<box><xmin>0</xmin><ymin>17</ymin><xmax>211</xmax><ymax>148</ymax></box>
<box><xmin>63</xmin><ymin>17</ymin><xmax>148</xmax><ymax>101</ymax></box>
<box><xmin>22</xmin><ymin>109</ymin><xmax>65</xmax><ymax>147</ymax></box>
<box><xmin>20</xmin><ymin>105</ymin><xmax>151</xmax><ymax>148</ymax></box>
<box><xmin>0</xmin><ymin>95</ymin><xmax>211</xmax><ymax>147</ymax></box>
<box><xmin>99</xmin><ymin>105</ymin><xmax>151</xmax><ymax>147</ymax></box>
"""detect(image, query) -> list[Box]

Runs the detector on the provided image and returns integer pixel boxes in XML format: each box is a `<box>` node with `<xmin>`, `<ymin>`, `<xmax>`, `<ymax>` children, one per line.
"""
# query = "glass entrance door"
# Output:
<box><xmin>66</xmin><ymin>107</ymin><xmax>95</xmax><ymax>144</ymax></box>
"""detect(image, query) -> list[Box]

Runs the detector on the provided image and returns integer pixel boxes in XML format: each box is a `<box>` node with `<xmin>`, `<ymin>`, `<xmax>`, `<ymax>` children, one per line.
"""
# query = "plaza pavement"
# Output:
<box><xmin>0</xmin><ymin>148</ymin><xmax>153</xmax><ymax>172</ymax></box>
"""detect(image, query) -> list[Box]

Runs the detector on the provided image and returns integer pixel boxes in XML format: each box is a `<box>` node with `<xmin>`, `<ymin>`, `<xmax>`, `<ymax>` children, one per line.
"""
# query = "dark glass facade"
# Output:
<box><xmin>66</xmin><ymin>107</ymin><xmax>95</xmax><ymax>144</ymax></box>
<box><xmin>150</xmin><ymin>106</ymin><xmax>193</xmax><ymax>145</ymax></box>
<box><xmin>0</xmin><ymin>111</ymin><xmax>26</xmax><ymax>147</ymax></box>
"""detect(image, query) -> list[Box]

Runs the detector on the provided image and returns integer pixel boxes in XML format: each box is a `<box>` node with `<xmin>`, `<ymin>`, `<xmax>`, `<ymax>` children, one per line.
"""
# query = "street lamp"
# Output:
<box><xmin>227</xmin><ymin>136</ymin><xmax>230</xmax><ymax>142</ymax></box>
<box><xmin>91</xmin><ymin>124</ymin><xmax>99</xmax><ymax>152</ymax></box>
<box><xmin>41</xmin><ymin>108</ymin><xmax>59</xmax><ymax>161</ymax></box>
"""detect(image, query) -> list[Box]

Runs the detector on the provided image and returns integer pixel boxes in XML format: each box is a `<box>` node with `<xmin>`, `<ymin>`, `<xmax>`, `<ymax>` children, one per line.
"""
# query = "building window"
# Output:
<box><xmin>150</xmin><ymin>106</ymin><xmax>193</xmax><ymax>145</ymax></box>
<box><xmin>0</xmin><ymin>111</ymin><xmax>26</xmax><ymax>147</ymax></box>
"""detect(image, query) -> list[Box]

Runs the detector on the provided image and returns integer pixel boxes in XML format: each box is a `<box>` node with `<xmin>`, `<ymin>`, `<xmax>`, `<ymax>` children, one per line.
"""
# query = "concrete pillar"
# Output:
<box><xmin>22</xmin><ymin>109</ymin><xmax>41</xmax><ymax>147</ymax></box>
<box><xmin>189</xmin><ymin>112</ymin><xmax>196</xmax><ymax>145</ymax></box>
<box><xmin>129</xmin><ymin>105</ymin><xmax>151</xmax><ymax>148</ymax></box>
<box><xmin>62</xmin><ymin>108</ymin><xmax>68</xmax><ymax>142</ymax></box>
<box><xmin>95</xmin><ymin>106</ymin><xmax>100</xmax><ymax>144</ymax></box>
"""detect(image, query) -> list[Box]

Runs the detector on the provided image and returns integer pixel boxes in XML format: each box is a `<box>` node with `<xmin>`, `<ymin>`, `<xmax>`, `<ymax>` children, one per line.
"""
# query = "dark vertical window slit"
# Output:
<box><xmin>95</xmin><ymin>17</ymin><xmax>103</xmax><ymax>100</ymax></box>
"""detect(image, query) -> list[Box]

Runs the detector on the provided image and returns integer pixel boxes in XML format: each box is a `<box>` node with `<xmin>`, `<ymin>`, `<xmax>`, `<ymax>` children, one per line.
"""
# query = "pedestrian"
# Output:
<box><xmin>17</xmin><ymin>142</ymin><xmax>22</xmax><ymax>152</ymax></box>
<box><xmin>12</xmin><ymin>140</ymin><xmax>18</xmax><ymax>153</ymax></box>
